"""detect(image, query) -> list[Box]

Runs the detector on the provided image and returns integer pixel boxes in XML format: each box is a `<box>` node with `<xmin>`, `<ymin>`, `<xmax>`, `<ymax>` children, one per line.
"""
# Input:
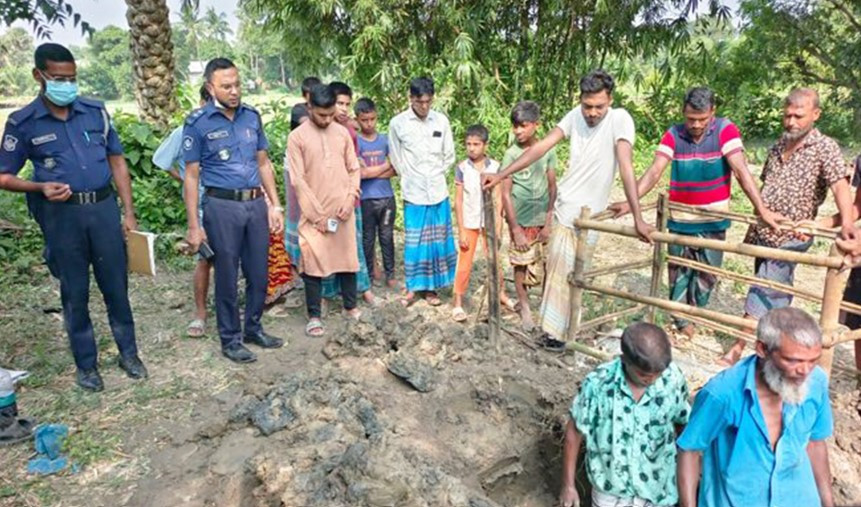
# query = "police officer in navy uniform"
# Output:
<box><xmin>183</xmin><ymin>58</ymin><xmax>285</xmax><ymax>363</ymax></box>
<box><xmin>0</xmin><ymin>44</ymin><xmax>147</xmax><ymax>391</ymax></box>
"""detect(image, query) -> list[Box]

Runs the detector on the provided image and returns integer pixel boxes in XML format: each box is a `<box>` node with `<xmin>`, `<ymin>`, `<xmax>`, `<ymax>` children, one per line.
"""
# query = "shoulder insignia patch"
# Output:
<box><xmin>3</xmin><ymin>134</ymin><xmax>18</xmax><ymax>152</ymax></box>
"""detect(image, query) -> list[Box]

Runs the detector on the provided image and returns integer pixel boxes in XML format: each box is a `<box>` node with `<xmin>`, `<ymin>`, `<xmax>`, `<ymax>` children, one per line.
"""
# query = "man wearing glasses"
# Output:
<box><xmin>0</xmin><ymin>43</ymin><xmax>146</xmax><ymax>392</ymax></box>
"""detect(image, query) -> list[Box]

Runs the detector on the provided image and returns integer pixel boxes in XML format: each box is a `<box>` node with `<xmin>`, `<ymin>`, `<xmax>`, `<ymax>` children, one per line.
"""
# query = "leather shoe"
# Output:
<box><xmin>244</xmin><ymin>331</ymin><xmax>284</xmax><ymax>349</ymax></box>
<box><xmin>222</xmin><ymin>343</ymin><xmax>257</xmax><ymax>363</ymax></box>
<box><xmin>76</xmin><ymin>369</ymin><xmax>104</xmax><ymax>392</ymax></box>
<box><xmin>119</xmin><ymin>354</ymin><xmax>148</xmax><ymax>379</ymax></box>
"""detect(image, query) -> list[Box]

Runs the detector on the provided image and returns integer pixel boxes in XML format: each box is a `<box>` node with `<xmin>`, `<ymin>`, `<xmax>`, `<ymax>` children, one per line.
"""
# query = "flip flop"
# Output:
<box><xmin>400</xmin><ymin>292</ymin><xmax>417</xmax><ymax>307</ymax></box>
<box><xmin>425</xmin><ymin>293</ymin><xmax>443</xmax><ymax>306</ymax></box>
<box><xmin>186</xmin><ymin>318</ymin><xmax>206</xmax><ymax>338</ymax></box>
<box><xmin>451</xmin><ymin>307</ymin><xmax>468</xmax><ymax>322</ymax></box>
<box><xmin>305</xmin><ymin>319</ymin><xmax>325</xmax><ymax>337</ymax></box>
<box><xmin>0</xmin><ymin>417</ymin><xmax>35</xmax><ymax>447</ymax></box>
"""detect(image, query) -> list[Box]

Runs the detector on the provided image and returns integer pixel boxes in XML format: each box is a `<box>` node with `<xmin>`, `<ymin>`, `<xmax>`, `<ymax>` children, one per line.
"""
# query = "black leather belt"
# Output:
<box><xmin>67</xmin><ymin>186</ymin><xmax>113</xmax><ymax>205</ymax></box>
<box><xmin>205</xmin><ymin>187</ymin><xmax>263</xmax><ymax>201</ymax></box>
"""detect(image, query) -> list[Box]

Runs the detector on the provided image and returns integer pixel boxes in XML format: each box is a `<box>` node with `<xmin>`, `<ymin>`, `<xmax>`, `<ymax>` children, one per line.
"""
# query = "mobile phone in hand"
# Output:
<box><xmin>198</xmin><ymin>241</ymin><xmax>215</xmax><ymax>260</ymax></box>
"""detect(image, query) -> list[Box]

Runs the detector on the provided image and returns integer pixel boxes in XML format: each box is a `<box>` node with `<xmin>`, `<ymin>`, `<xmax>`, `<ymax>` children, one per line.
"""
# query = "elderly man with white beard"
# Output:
<box><xmin>676</xmin><ymin>307</ymin><xmax>834</xmax><ymax>507</ymax></box>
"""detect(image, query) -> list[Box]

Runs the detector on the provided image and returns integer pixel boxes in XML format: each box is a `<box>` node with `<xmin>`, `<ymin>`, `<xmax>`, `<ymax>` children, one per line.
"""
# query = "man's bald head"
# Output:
<box><xmin>620</xmin><ymin>322</ymin><xmax>672</xmax><ymax>373</ymax></box>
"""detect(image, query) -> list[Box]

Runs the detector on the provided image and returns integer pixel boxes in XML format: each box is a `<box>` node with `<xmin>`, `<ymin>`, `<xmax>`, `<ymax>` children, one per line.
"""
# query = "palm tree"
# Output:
<box><xmin>202</xmin><ymin>7</ymin><xmax>232</xmax><ymax>43</ymax></box>
<box><xmin>177</xmin><ymin>0</ymin><xmax>203</xmax><ymax>61</ymax></box>
<box><xmin>124</xmin><ymin>0</ymin><xmax>179</xmax><ymax>127</ymax></box>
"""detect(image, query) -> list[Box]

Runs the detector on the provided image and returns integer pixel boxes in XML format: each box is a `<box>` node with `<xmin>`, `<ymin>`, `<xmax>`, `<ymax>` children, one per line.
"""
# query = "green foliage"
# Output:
<box><xmin>0</xmin><ymin>27</ymin><xmax>35</xmax><ymax>96</ymax></box>
<box><xmin>111</xmin><ymin>112</ymin><xmax>186</xmax><ymax>241</ymax></box>
<box><xmin>79</xmin><ymin>25</ymin><xmax>134</xmax><ymax>100</ymax></box>
<box><xmin>0</xmin><ymin>0</ymin><xmax>92</xmax><ymax>39</ymax></box>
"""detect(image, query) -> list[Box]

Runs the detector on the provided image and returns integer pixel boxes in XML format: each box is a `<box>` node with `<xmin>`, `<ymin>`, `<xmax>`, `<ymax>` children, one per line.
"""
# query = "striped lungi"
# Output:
<box><xmin>403</xmin><ymin>199</ymin><xmax>457</xmax><ymax>292</ymax></box>
<box><xmin>538</xmin><ymin>222</ymin><xmax>597</xmax><ymax>341</ymax></box>
<box><xmin>744</xmin><ymin>237</ymin><xmax>812</xmax><ymax>319</ymax></box>
<box><xmin>284</xmin><ymin>167</ymin><xmax>302</xmax><ymax>268</ymax></box>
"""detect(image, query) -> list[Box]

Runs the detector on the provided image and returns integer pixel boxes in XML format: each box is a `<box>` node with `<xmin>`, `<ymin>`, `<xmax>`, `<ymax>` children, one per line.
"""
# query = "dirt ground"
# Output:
<box><xmin>2</xmin><ymin>200</ymin><xmax>861</xmax><ymax>506</ymax></box>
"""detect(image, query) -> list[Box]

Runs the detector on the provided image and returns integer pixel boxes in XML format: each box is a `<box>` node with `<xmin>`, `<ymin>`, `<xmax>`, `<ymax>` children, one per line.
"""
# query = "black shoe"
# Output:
<box><xmin>538</xmin><ymin>335</ymin><xmax>567</xmax><ymax>353</ymax></box>
<box><xmin>222</xmin><ymin>343</ymin><xmax>258</xmax><ymax>363</ymax></box>
<box><xmin>118</xmin><ymin>354</ymin><xmax>148</xmax><ymax>379</ymax></box>
<box><xmin>244</xmin><ymin>331</ymin><xmax>284</xmax><ymax>349</ymax></box>
<box><xmin>76</xmin><ymin>369</ymin><xmax>104</xmax><ymax>392</ymax></box>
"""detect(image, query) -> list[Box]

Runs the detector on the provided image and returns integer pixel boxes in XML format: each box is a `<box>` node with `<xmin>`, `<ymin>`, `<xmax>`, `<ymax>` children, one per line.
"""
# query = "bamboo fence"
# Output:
<box><xmin>566</xmin><ymin>193</ymin><xmax>856</xmax><ymax>377</ymax></box>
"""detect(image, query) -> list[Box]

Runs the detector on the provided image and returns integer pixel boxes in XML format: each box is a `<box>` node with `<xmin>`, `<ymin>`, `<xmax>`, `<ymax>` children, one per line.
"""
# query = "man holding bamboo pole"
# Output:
<box><xmin>722</xmin><ymin>88</ymin><xmax>857</xmax><ymax>365</ymax></box>
<box><xmin>609</xmin><ymin>87</ymin><xmax>782</xmax><ymax>340</ymax></box>
<box><xmin>482</xmin><ymin>70</ymin><xmax>651</xmax><ymax>351</ymax></box>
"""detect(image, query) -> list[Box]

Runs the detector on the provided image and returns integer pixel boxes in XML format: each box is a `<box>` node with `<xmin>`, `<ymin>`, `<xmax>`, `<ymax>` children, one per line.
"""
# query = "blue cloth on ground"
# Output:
<box><xmin>27</xmin><ymin>424</ymin><xmax>76</xmax><ymax>475</ymax></box>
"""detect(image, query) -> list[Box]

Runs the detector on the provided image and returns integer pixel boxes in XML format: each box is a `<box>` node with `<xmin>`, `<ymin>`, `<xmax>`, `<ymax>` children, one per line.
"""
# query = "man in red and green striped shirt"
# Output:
<box><xmin>609</xmin><ymin>87</ymin><xmax>781</xmax><ymax>337</ymax></box>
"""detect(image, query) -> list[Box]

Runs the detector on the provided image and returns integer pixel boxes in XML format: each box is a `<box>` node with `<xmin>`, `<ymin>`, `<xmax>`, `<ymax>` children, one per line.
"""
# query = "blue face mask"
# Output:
<box><xmin>41</xmin><ymin>73</ymin><xmax>78</xmax><ymax>106</ymax></box>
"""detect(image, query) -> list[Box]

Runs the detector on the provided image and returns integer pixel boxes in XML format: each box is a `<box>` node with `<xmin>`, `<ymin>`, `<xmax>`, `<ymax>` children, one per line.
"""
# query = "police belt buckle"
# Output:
<box><xmin>79</xmin><ymin>191</ymin><xmax>97</xmax><ymax>205</ymax></box>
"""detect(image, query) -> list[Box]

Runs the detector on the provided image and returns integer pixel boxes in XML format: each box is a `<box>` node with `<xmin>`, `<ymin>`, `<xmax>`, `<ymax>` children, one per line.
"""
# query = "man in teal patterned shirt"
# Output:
<box><xmin>559</xmin><ymin>322</ymin><xmax>691</xmax><ymax>507</ymax></box>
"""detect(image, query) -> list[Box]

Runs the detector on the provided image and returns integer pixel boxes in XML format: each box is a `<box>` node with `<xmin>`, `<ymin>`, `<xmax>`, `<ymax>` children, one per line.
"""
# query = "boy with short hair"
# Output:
<box><xmin>501</xmin><ymin>101</ymin><xmax>558</xmax><ymax>331</ymax></box>
<box><xmin>452</xmin><ymin>124</ymin><xmax>510</xmax><ymax>321</ymax></box>
<box><xmin>355</xmin><ymin>97</ymin><xmax>398</xmax><ymax>288</ymax></box>
<box><xmin>324</xmin><ymin>82</ymin><xmax>376</xmax><ymax>305</ymax></box>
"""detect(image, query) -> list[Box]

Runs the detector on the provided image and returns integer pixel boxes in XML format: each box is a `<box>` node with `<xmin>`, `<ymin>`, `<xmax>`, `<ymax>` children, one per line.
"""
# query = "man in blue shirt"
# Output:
<box><xmin>182</xmin><ymin>58</ymin><xmax>284</xmax><ymax>364</ymax></box>
<box><xmin>677</xmin><ymin>307</ymin><xmax>834</xmax><ymax>507</ymax></box>
<box><xmin>0</xmin><ymin>43</ymin><xmax>146</xmax><ymax>391</ymax></box>
<box><xmin>152</xmin><ymin>85</ymin><xmax>211</xmax><ymax>339</ymax></box>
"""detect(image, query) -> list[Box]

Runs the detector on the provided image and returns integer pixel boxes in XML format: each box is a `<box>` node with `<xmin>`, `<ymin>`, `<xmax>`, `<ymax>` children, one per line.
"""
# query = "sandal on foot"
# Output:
<box><xmin>425</xmin><ymin>293</ymin><xmax>443</xmax><ymax>306</ymax></box>
<box><xmin>305</xmin><ymin>319</ymin><xmax>325</xmax><ymax>337</ymax></box>
<box><xmin>186</xmin><ymin>318</ymin><xmax>206</xmax><ymax>338</ymax></box>
<box><xmin>451</xmin><ymin>307</ymin><xmax>468</xmax><ymax>322</ymax></box>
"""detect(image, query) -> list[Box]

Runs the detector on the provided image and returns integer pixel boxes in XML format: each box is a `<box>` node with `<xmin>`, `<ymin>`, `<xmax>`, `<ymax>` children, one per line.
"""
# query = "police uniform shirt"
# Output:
<box><xmin>0</xmin><ymin>97</ymin><xmax>123</xmax><ymax>192</ymax></box>
<box><xmin>182</xmin><ymin>101</ymin><xmax>269</xmax><ymax>190</ymax></box>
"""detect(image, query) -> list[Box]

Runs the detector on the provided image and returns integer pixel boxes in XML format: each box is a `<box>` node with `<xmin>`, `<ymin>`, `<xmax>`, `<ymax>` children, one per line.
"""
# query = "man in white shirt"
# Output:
<box><xmin>484</xmin><ymin>70</ymin><xmax>652</xmax><ymax>351</ymax></box>
<box><xmin>389</xmin><ymin>77</ymin><xmax>457</xmax><ymax>306</ymax></box>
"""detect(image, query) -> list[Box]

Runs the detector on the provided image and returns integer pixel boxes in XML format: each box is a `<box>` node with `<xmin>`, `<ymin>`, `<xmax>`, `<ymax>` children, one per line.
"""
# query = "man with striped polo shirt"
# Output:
<box><xmin>610</xmin><ymin>87</ymin><xmax>782</xmax><ymax>338</ymax></box>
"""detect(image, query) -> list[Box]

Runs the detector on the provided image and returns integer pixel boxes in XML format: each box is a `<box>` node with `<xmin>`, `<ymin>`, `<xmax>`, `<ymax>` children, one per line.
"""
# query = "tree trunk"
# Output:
<box><xmin>125</xmin><ymin>0</ymin><xmax>178</xmax><ymax>128</ymax></box>
<box><xmin>279</xmin><ymin>54</ymin><xmax>286</xmax><ymax>86</ymax></box>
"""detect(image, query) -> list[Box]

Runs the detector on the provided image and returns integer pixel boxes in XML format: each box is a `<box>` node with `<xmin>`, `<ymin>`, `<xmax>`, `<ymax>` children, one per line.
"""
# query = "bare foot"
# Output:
<box><xmin>386</xmin><ymin>278</ymin><xmax>399</xmax><ymax>289</ymax></box>
<box><xmin>520</xmin><ymin>307</ymin><xmax>535</xmax><ymax>332</ymax></box>
<box><xmin>362</xmin><ymin>291</ymin><xmax>377</xmax><ymax>305</ymax></box>
<box><xmin>400</xmin><ymin>291</ymin><xmax>417</xmax><ymax>307</ymax></box>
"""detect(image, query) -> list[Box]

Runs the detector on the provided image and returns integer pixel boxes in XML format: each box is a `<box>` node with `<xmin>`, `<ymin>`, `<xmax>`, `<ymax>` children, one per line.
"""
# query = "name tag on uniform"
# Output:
<box><xmin>432</xmin><ymin>131</ymin><xmax>442</xmax><ymax>138</ymax></box>
<box><xmin>206</xmin><ymin>130</ymin><xmax>230</xmax><ymax>140</ymax></box>
<box><xmin>32</xmin><ymin>133</ymin><xmax>58</xmax><ymax>146</ymax></box>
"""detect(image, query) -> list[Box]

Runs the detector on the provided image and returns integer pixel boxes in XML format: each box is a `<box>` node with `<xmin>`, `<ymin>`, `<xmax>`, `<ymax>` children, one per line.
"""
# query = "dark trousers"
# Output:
<box><xmin>303</xmin><ymin>273</ymin><xmax>356</xmax><ymax>318</ymax></box>
<box><xmin>203</xmin><ymin>196</ymin><xmax>269</xmax><ymax>348</ymax></box>
<box><xmin>360</xmin><ymin>197</ymin><xmax>396</xmax><ymax>279</ymax></box>
<box><xmin>37</xmin><ymin>194</ymin><xmax>137</xmax><ymax>371</ymax></box>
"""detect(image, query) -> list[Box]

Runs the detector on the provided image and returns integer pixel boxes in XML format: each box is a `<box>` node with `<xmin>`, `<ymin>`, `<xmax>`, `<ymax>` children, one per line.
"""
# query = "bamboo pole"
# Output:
<box><xmin>575</xmin><ymin>281</ymin><xmax>754</xmax><ymax>329</ymax></box>
<box><xmin>669</xmin><ymin>312</ymin><xmax>757</xmax><ymax>344</ymax></box>
<box><xmin>564</xmin><ymin>340</ymin><xmax>612</xmax><ymax>361</ymax></box>
<box><xmin>573</xmin><ymin>219</ymin><xmax>843</xmax><ymax>269</ymax></box>
<box><xmin>579</xmin><ymin>305</ymin><xmax>645</xmax><ymax>332</ymax></box>
<box><xmin>836</xmin><ymin>327</ymin><xmax>861</xmax><ymax>344</ymax></box>
<box><xmin>581</xmin><ymin>259</ymin><xmax>651</xmax><ymax>279</ymax></box>
<box><xmin>666</xmin><ymin>255</ymin><xmax>861</xmax><ymax>316</ymax></box>
<box><xmin>590</xmin><ymin>201</ymin><xmax>658</xmax><ymax>222</ymax></box>
<box><xmin>482</xmin><ymin>188</ymin><xmax>501</xmax><ymax>352</ymax></box>
<box><xmin>648</xmin><ymin>194</ymin><xmax>669</xmax><ymax>323</ymax></box>
<box><xmin>818</xmin><ymin>245</ymin><xmax>850</xmax><ymax>376</ymax></box>
<box><xmin>668</xmin><ymin>202</ymin><xmax>839</xmax><ymax>240</ymax></box>
<box><xmin>567</xmin><ymin>206</ymin><xmax>592</xmax><ymax>341</ymax></box>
